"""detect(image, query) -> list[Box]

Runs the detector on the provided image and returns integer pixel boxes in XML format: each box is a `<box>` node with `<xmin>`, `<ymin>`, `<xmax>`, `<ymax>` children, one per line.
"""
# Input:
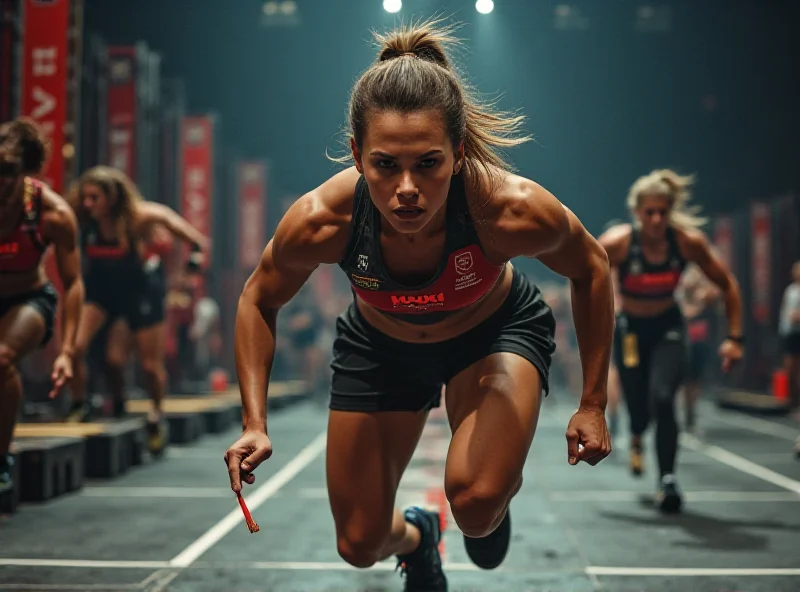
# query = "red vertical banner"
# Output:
<box><xmin>19</xmin><ymin>0</ymin><xmax>70</xmax><ymax>359</ymax></box>
<box><xmin>180</xmin><ymin>116</ymin><xmax>214</xmax><ymax>277</ymax></box>
<box><xmin>19</xmin><ymin>0</ymin><xmax>70</xmax><ymax>192</ymax></box>
<box><xmin>751</xmin><ymin>202</ymin><xmax>771</xmax><ymax>323</ymax></box>
<box><xmin>106</xmin><ymin>47</ymin><xmax>137</xmax><ymax>179</ymax></box>
<box><xmin>713</xmin><ymin>216</ymin><xmax>733</xmax><ymax>270</ymax></box>
<box><xmin>237</xmin><ymin>161</ymin><xmax>266</xmax><ymax>270</ymax></box>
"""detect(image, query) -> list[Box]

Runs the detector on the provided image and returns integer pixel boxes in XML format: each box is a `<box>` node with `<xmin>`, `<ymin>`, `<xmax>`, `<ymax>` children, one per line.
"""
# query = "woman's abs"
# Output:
<box><xmin>0</xmin><ymin>267</ymin><xmax>47</xmax><ymax>298</ymax></box>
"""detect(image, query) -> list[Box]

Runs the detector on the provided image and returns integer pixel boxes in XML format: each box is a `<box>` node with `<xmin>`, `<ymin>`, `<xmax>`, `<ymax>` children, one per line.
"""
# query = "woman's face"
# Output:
<box><xmin>635</xmin><ymin>193</ymin><xmax>672</xmax><ymax>241</ymax></box>
<box><xmin>0</xmin><ymin>159</ymin><xmax>23</xmax><ymax>211</ymax></box>
<box><xmin>792</xmin><ymin>262</ymin><xmax>800</xmax><ymax>283</ymax></box>
<box><xmin>81</xmin><ymin>182</ymin><xmax>112</xmax><ymax>220</ymax></box>
<box><xmin>352</xmin><ymin>108</ymin><xmax>462</xmax><ymax>235</ymax></box>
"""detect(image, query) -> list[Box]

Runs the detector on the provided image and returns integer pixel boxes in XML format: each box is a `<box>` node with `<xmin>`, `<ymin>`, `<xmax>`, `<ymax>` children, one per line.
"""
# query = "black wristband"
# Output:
<box><xmin>727</xmin><ymin>334</ymin><xmax>744</xmax><ymax>344</ymax></box>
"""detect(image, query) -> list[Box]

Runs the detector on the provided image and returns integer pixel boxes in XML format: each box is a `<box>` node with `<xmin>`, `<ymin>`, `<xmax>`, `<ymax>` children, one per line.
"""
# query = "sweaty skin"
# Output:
<box><xmin>229</xmin><ymin>165</ymin><xmax>614</xmax><ymax>484</ymax></box>
<box><xmin>0</xmin><ymin>181</ymin><xmax>84</xmax><ymax>395</ymax></box>
<box><xmin>227</xmin><ymin>110</ymin><xmax>614</xmax><ymax>492</ymax></box>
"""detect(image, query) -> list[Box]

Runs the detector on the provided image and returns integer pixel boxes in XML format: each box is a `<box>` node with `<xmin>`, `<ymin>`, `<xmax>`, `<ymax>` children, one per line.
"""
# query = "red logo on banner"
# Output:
<box><xmin>237</xmin><ymin>162</ymin><xmax>266</xmax><ymax>269</ymax></box>
<box><xmin>180</xmin><ymin>116</ymin><xmax>214</xmax><ymax>266</ymax></box>
<box><xmin>751</xmin><ymin>203</ymin><xmax>771</xmax><ymax>323</ymax></box>
<box><xmin>107</xmin><ymin>47</ymin><xmax>137</xmax><ymax>178</ymax></box>
<box><xmin>20</xmin><ymin>0</ymin><xmax>69</xmax><ymax>191</ymax></box>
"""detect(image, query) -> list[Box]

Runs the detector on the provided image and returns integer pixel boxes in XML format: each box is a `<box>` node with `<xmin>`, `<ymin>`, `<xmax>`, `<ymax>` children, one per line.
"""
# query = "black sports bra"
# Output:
<box><xmin>618</xmin><ymin>227</ymin><xmax>686</xmax><ymax>300</ymax></box>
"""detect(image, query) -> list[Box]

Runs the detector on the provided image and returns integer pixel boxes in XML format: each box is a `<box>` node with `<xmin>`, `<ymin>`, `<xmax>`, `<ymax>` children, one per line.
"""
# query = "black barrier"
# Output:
<box><xmin>713</xmin><ymin>193</ymin><xmax>798</xmax><ymax>408</ymax></box>
<box><xmin>158</xmin><ymin>78</ymin><xmax>185</xmax><ymax>211</ymax></box>
<box><xmin>0</xmin><ymin>0</ymin><xmax>21</xmax><ymax>122</ymax></box>
<box><xmin>134</xmin><ymin>41</ymin><xmax>160</xmax><ymax>202</ymax></box>
<box><xmin>78</xmin><ymin>33</ymin><xmax>108</xmax><ymax>171</ymax></box>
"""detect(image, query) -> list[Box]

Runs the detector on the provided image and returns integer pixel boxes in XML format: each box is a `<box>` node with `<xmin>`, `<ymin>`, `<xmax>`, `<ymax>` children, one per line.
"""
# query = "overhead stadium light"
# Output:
<box><xmin>261</xmin><ymin>0</ymin><xmax>301</xmax><ymax>27</ymax></box>
<box><xmin>476</xmin><ymin>0</ymin><xmax>494</xmax><ymax>14</ymax></box>
<box><xmin>383</xmin><ymin>0</ymin><xmax>402</xmax><ymax>14</ymax></box>
<box><xmin>279</xmin><ymin>0</ymin><xmax>296</xmax><ymax>16</ymax></box>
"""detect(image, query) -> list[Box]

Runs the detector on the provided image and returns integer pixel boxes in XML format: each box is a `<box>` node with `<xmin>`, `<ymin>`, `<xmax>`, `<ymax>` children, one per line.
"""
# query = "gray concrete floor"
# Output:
<box><xmin>1</xmin><ymin>395</ymin><xmax>798</xmax><ymax>591</ymax></box>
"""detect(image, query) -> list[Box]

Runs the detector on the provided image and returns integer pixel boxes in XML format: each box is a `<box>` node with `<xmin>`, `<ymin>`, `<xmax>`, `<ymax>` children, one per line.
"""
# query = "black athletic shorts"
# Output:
<box><xmin>329</xmin><ymin>266</ymin><xmax>556</xmax><ymax>412</ymax></box>
<box><xmin>0</xmin><ymin>283</ymin><xmax>59</xmax><ymax>346</ymax></box>
<box><xmin>85</xmin><ymin>267</ymin><xmax>165</xmax><ymax>332</ymax></box>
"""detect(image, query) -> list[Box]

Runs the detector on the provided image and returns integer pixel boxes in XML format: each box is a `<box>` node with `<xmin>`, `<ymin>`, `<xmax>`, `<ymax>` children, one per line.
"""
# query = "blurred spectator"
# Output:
<box><xmin>677</xmin><ymin>262</ymin><xmax>722</xmax><ymax>433</ymax></box>
<box><xmin>165</xmin><ymin>267</ymin><xmax>195</xmax><ymax>393</ymax></box>
<box><xmin>778</xmin><ymin>261</ymin><xmax>800</xmax><ymax>419</ymax></box>
<box><xmin>190</xmin><ymin>281</ymin><xmax>221</xmax><ymax>381</ymax></box>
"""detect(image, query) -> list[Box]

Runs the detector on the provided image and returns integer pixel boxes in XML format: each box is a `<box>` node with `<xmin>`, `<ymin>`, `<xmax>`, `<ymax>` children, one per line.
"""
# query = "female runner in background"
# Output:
<box><xmin>66</xmin><ymin>166</ymin><xmax>207</xmax><ymax>456</ymax></box>
<box><xmin>599</xmin><ymin>169</ymin><xmax>742</xmax><ymax>512</ymax></box>
<box><xmin>0</xmin><ymin>117</ymin><xmax>83</xmax><ymax>493</ymax></box>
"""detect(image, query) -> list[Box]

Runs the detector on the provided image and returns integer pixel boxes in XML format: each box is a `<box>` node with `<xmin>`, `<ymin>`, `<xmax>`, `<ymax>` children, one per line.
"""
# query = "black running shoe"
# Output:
<box><xmin>396</xmin><ymin>506</ymin><xmax>448</xmax><ymax>592</ymax></box>
<box><xmin>655</xmin><ymin>475</ymin><xmax>683</xmax><ymax>513</ymax></box>
<box><xmin>463</xmin><ymin>509</ymin><xmax>511</xmax><ymax>570</ymax></box>
<box><xmin>0</xmin><ymin>455</ymin><xmax>13</xmax><ymax>495</ymax></box>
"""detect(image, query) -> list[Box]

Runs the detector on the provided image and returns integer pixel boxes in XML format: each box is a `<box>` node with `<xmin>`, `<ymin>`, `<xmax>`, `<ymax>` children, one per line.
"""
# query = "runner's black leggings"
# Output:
<box><xmin>613</xmin><ymin>306</ymin><xmax>687</xmax><ymax>478</ymax></box>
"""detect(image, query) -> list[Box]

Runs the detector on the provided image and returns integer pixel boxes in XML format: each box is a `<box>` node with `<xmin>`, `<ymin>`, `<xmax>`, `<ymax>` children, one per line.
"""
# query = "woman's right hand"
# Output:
<box><xmin>224</xmin><ymin>430</ymin><xmax>273</xmax><ymax>493</ymax></box>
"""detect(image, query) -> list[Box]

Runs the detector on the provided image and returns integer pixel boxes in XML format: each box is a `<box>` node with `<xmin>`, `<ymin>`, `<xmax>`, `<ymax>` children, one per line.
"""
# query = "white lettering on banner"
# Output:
<box><xmin>32</xmin><ymin>47</ymin><xmax>58</xmax><ymax>76</ymax></box>
<box><xmin>31</xmin><ymin>87</ymin><xmax>56</xmax><ymax>120</ymax></box>
<box><xmin>241</xmin><ymin>200</ymin><xmax>261</xmax><ymax>262</ymax></box>
<box><xmin>186</xmin><ymin>124</ymin><xmax>206</xmax><ymax>145</ymax></box>
<box><xmin>185</xmin><ymin>167</ymin><xmax>208</xmax><ymax>232</ymax></box>
<box><xmin>109</xmin><ymin>129</ymin><xmax>131</xmax><ymax>171</ymax></box>
<box><xmin>242</xmin><ymin>165</ymin><xmax>260</xmax><ymax>183</ymax></box>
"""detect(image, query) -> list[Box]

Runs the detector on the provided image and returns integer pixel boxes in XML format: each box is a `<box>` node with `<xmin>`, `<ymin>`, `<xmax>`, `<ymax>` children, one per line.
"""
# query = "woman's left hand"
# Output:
<box><xmin>718</xmin><ymin>339</ymin><xmax>743</xmax><ymax>373</ymax></box>
<box><xmin>565</xmin><ymin>405</ymin><xmax>612</xmax><ymax>466</ymax></box>
<box><xmin>49</xmin><ymin>353</ymin><xmax>73</xmax><ymax>398</ymax></box>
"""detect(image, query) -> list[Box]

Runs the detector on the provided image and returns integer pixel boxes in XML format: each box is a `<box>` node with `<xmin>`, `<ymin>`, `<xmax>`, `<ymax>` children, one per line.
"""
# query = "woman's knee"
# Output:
<box><xmin>335</xmin><ymin>518</ymin><xmax>393</xmax><ymax>568</ymax></box>
<box><xmin>140</xmin><ymin>357</ymin><xmax>165</xmax><ymax>381</ymax></box>
<box><xmin>72</xmin><ymin>339</ymin><xmax>89</xmax><ymax>363</ymax></box>
<box><xmin>0</xmin><ymin>344</ymin><xmax>20</xmax><ymax>383</ymax></box>
<box><xmin>445</xmin><ymin>473</ymin><xmax>520</xmax><ymax>538</ymax></box>
<box><xmin>105</xmin><ymin>353</ymin><xmax>126</xmax><ymax>373</ymax></box>
<box><xmin>651</xmin><ymin>383</ymin><xmax>678</xmax><ymax>418</ymax></box>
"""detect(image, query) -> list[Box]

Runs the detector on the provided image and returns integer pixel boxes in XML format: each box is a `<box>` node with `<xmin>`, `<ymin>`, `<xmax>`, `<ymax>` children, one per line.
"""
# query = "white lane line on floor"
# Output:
<box><xmin>81</xmin><ymin>487</ymin><xmax>233</xmax><ymax>499</ymax></box>
<box><xmin>0</xmin><ymin>559</ymin><xmax>169</xmax><ymax>569</ymax></box>
<box><xmin>682</xmin><ymin>434</ymin><xmax>800</xmax><ymax>495</ymax></box>
<box><xmin>243</xmin><ymin>561</ymin><xmax>479</xmax><ymax>571</ymax></box>
<box><xmin>703</xmin><ymin>403</ymin><xmax>798</xmax><ymax>441</ymax></box>
<box><xmin>161</xmin><ymin>449</ymin><xmax>223</xmax><ymax>460</ymax></box>
<box><xmin>148</xmin><ymin>569</ymin><xmax>181</xmax><ymax>592</ymax></box>
<box><xmin>586</xmin><ymin>566</ymin><xmax>800</xmax><ymax>577</ymax></box>
<box><xmin>138</xmin><ymin>568</ymin><xmax>175</xmax><ymax>588</ymax></box>
<box><xmin>547</xmin><ymin>490</ymin><xmax>800</xmax><ymax>502</ymax></box>
<box><xmin>169</xmin><ymin>431</ymin><xmax>327</xmax><ymax>568</ymax></box>
<box><xmin>732</xmin><ymin>452</ymin><xmax>800</xmax><ymax>463</ymax></box>
<box><xmin>0</xmin><ymin>586</ymin><xmax>137</xmax><ymax>591</ymax></box>
<box><xmin>0</xmin><ymin>558</ymin><xmax>478</xmax><ymax>573</ymax></box>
